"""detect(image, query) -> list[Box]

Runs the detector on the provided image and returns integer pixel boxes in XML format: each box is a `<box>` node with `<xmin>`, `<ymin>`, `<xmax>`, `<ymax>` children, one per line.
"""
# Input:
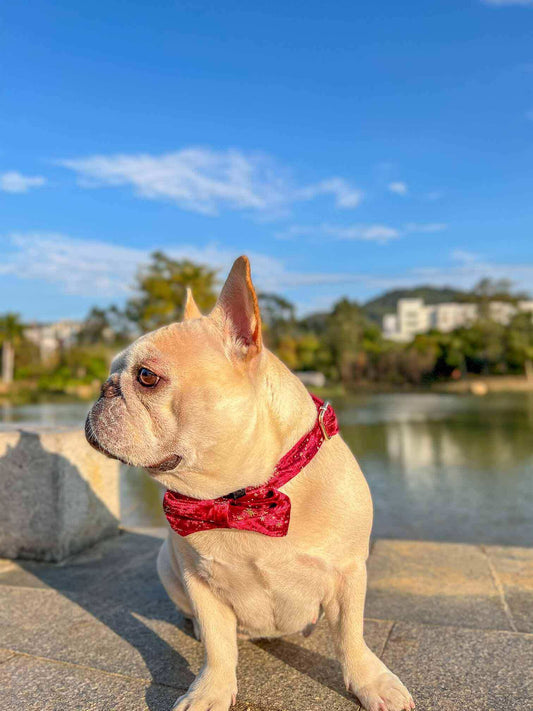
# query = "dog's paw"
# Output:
<box><xmin>350</xmin><ymin>670</ymin><xmax>414</xmax><ymax>711</ymax></box>
<box><xmin>172</xmin><ymin>674</ymin><xmax>237</xmax><ymax>711</ymax></box>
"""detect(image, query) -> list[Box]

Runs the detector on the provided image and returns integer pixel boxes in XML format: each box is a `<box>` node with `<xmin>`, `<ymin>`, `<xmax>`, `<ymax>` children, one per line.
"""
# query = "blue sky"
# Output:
<box><xmin>1</xmin><ymin>0</ymin><xmax>532</xmax><ymax>322</ymax></box>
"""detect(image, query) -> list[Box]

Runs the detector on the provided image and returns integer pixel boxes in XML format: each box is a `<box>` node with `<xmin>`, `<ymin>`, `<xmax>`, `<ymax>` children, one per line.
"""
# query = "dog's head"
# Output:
<box><xmin>85</xmin><ymin>256</ymin><xmax>276</xmax><ymax>498</ymax></box>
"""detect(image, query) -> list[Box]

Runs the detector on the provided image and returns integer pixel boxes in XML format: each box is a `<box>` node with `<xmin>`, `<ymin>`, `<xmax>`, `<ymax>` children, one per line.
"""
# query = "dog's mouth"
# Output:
<box><xmin>85</xmin><ymin>414</ymin><xmax>119</xmax><ymax>460</ymax></box>
<box><xmin>145</xmin><ymin>454</ymin><xmax>183</xmax><ymax>473</ymax></box>
<box><xmin>85</xmin><ymin>414</ymin><xmax>182</xmax><ymax>472</ymax></box>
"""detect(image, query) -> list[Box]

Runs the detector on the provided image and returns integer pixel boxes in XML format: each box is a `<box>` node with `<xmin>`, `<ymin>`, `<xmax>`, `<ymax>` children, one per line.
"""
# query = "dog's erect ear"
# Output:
<box><xmin>183</xmin><ymin>288</ymin><xmax>203</xmax><ymax>321</ymax></box>
<box><xmin>210</xmin><ymin>256</ymin><xmax>262</xmax><ymax>356</ymax></box>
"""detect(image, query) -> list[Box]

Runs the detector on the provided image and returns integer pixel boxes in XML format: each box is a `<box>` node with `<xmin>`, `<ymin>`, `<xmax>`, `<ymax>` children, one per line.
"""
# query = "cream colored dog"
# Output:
<box><xmin>86</xmin><ymin>256</ymin><xmax>414</xmax><ymax>711</ymax></box>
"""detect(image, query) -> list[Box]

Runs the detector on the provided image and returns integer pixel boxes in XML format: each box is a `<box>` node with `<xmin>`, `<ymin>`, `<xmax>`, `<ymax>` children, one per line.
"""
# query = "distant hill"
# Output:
<box><xmin>362</xmin><ymin>286</ymin><xmax>471</xmax><ymax>324</ymax></box>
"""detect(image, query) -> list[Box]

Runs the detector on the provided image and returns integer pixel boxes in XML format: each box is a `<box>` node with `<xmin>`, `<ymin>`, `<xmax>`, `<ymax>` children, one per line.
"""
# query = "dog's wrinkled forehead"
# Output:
<box><xmin>109</xmin><ymin>339</ymin><xmax>165</xmax><ymax>378</ymax></box>
<box><xmin>111</xmin><ymin>320</ymin><xmax>227</xmax><ymax>384</ymax></box>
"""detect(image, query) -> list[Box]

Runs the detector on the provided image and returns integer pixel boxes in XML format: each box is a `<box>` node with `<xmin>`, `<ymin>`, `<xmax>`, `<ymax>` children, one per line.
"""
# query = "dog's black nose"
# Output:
<box><xmin>101</xmin><ymin>374</ymin><xmax>121</xmax><ymax>399</ymax></box>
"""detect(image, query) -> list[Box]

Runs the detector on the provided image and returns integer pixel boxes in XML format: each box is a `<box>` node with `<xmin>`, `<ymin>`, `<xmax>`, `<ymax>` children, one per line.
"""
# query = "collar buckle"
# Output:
<box><xmin>318</xmin><ymin>401</ymin><xmax>331</xmax><ymax>440</ymax></box>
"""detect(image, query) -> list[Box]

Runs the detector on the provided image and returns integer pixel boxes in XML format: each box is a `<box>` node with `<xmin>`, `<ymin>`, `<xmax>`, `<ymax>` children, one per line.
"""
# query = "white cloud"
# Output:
<box><xmin>325</xmin><ymin>224</ymin><xmax>400</xmax><ymax>243</ymax></box>
<box><xmin>404</xmin><ymin>222</ymin><xmax>448</xmax><ymax>234</ymax></box>
<box><xmin>388</xmin><ymin>181</ymin><xmax>408</xmax><ymax>196</ymax></box>
<box><xmin>0</xmin><ymin>232</ymin><xmax>373</xmax><ymax>299</ymax></box>
<box><xmin>296</xmin><ymin>178</ymin><xmax>363</xmax><ymax>209</ymax></box>
<box><xmin>451</xmin><ymin>249</ymin><xmax>480</xmax><ymax>263</ymax></box>
<box><xmin>276</xmin><ymin>221</ymin><xmax>447</xmax><ymax>243</ymax></box>
<box><xmin>1</xmin><ymin>233</ymin><xmax>146</xmax><ymax>296</ymax></box>
<box><xmin>58</xmin><ymin>148</ymin><xmax>363</xmax><ymax>216</ymax></box>
<box><xmin>482</xmin><ymin>0</ymin><xmax>533</xmax><ymax>6</ymax></box>
<box><xmin>410</xmin><ymin>251</ymin><xmax>533</xmax><ymax>293</ymax></box>
<box><xmin>0</xmin><ymin>171</ymin><xmax>46</xmax><ymax>194</ymax></box>
<box><xmin>425</xmin><ymin>190</ymin><xmax>444</xmax><ymax>201</ymax></box>
<box><xmin>1</xmin><ymin>233</ymin><xmax>531</xmax><ymax>317</ymax></box>
<box><xmin>275</xmin><ymin>223</ymin><xmax>399</xmax><ymax>243</ymax></box>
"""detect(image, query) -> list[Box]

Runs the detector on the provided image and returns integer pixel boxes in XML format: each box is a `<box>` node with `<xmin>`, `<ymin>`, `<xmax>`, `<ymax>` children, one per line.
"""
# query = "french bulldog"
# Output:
<box><xmin>86</xmin><ymin>256</ymin><xmax>414</xmax><ymax>711</ymax></box>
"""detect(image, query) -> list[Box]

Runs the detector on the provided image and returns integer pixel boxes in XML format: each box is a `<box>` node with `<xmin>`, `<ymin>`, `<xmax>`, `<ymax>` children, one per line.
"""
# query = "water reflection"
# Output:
<box><xmin>1</xmin><ymin>393</ymin><xmax>532</xmax><ymax>545</ymax></box>
<box><xmin>119</xmin><ymin>465</ymin><xmax>166</xmax><ymax>528</ymax></box>
<box><xmin>337</xmin><ymin>393</ymin><xmax>533</xmax><ymax>546</ymax></box>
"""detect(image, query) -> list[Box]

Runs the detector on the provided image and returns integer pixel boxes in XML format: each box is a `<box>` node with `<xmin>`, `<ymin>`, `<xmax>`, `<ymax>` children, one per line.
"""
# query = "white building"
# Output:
<box><xmin>24</xmin><ymin>320</ymin><xmax>82</xmax><ymax>360</ymax></box>
<box><xmin>383</xmin><ymin>298</ymin><xmax>533</xmax><ymax>342</ymax></box>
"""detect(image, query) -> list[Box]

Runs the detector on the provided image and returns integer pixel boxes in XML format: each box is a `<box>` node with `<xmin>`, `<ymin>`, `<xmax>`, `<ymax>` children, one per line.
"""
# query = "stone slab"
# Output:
<box><xmin>0</xmin><ymin>653</ymin><xmax>179</xmax><ymax>711</ymax></box>
<box><xmin>0</xmin><ymin>529</ymin><xmax>164</xmax><ymax>591</ymax></box>
<box><xmin>0</xmin><ymin>583</ymin><xmax>196</xmax><ymax>688</ymax></box>
<box><xmin>0</xmin><ymin>530</ymin><xmax>394</xmax><ymax>710</ymax></box>
<box><xmin>236</xmin><ymin>619</ymin><xmax>391</xmax><ymax>711</ymax></box>
<box><xmin>0</xmin><ymin>647</ymin><xmax>17</xmax><ymax>664</ymax></box>
<box><xmin>366</xmin><ymin>539</ymin><xmax>511</xmax><ymax>631</ymax></box>
<box><xmin>381</xmin><ymin>621</ymin><xmax>533</xmax><ymax>711</ymax></box>
<box><xmin>0</xmin><ymin>568</ymin><xmax>391</xmax><ymax>709</ymax></box>
<box><xmin>2</xmin><ymin>532</ymin><xmax>533</xmax><ymax>710</ymax></box>
<box><xmin>0</xmin><ymin>651</ymin><xmax>288</xmax><ymax>711</ymax></box>
<box><xmin>0</xmin><ymin>428</ymin><xmax>120</xmax><ymax>562</ymax></box>
<box><xmin>484</xmin><ymin>545</ymin><xmax>533</xmax><ymax>633</ymax></box>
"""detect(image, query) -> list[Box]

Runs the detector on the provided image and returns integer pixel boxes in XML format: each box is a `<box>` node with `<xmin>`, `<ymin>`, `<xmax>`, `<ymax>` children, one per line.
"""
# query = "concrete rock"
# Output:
<box><xmin>0</xmin><ymin>427</ymin><xmax>120</xmax><ymax>561</ymax></box>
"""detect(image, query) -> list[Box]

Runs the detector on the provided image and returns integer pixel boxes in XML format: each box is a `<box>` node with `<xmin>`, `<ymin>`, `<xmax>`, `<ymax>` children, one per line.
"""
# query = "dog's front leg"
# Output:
<box><xmin>324</xmin><ymin>561</ymin><xmax>414</xmax><ymax>711</ymax></box>
<box><xmin>173</xmin><ymin>572</ymin><xmax>238</xmax><ymax>711</ymax></box>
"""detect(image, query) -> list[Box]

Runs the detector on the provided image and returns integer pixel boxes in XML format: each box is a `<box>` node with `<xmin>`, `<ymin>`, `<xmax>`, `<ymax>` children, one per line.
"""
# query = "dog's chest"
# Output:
<box><xmin>195</xmin><ymin>540</ymin><xmax>329</xmax><ymax>637</ymax></box>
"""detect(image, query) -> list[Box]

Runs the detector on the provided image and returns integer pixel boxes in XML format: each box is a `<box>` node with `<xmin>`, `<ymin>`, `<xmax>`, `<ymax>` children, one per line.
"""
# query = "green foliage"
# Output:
<box><xmin>0</xmin><ymin>313</ymin><xmax>24</xmax><ymax>345</ymax></box>
<box><xmin>503</xmin><ymin>313</ymin><xmax>533</xmax><ymax>372</ymax></box>
<box><xmin>13</xmin><ymin>339</ymin><xmax>41</xmax><ymax>379</ymax></box>
<box><xmin>38</xmin><ymin>346</ymin><xmax>112</xmax><ymax>391</ymax></box>
<box><xmin>76</xmin><ymin>307</ymin><xmax>113</xmax><ymax>345</ymax></box>
<box><xmin>124</xmin><ymin>252</ymin><xmax>218</xmax><ymax>331</ymax></box>
<box><xmin>472</xmin><ymin>278</ymin><xmax>529</xmax><ymax>303</ymax></box>
<box><xmin>324</xmin><ymin>299</ymin><xmax>380</xmax><ymax>383</ymax></box>
<box><xmin>3</xmin><ymin>255</ymin><xmax>533</xmax><ymax>397</ymax></box>
<box><xmin>0</xmin><ymin>313</ymin><xmax>32</xmax><ymax>384</ymax></box>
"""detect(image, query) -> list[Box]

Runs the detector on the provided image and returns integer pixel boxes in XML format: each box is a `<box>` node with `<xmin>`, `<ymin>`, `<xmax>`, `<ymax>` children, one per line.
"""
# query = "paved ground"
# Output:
<box><xmin>0</xmin><ymin>529</ymin><xmax>531</xmax><ymax>710</ymax></box>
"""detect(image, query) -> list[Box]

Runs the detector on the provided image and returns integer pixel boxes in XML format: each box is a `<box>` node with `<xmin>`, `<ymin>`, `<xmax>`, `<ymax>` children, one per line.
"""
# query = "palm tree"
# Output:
<box><xmin>0</xmin><ymin>313</ymin><xmax>24</xmax><ymax>384</ymax></box>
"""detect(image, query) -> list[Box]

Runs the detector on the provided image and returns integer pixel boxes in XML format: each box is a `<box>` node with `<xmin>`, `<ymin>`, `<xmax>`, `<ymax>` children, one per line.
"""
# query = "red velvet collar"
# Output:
<box><xmin>163</xmin><ymin>394</ymin><xmax>339</xmax><ymax>537</ymax></box>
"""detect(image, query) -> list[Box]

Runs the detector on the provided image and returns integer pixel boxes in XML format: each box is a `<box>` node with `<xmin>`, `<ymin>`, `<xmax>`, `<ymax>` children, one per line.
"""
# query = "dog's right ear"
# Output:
<box><xmin>183</xmin><ymin>288</ymin><xmax>203</xmax><ymax>321</ymax></box>
<box><xmin>210</xmin><ymin>256</ymin><xmax>262</xmax><ymax>359</ymax></box>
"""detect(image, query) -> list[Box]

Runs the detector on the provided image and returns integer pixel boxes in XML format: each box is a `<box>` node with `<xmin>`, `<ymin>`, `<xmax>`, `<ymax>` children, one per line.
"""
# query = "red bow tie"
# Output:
<box><xmin>163</xmin><ymin>395</ymin><xmax>338</xmax><ymax>538</ymax></box>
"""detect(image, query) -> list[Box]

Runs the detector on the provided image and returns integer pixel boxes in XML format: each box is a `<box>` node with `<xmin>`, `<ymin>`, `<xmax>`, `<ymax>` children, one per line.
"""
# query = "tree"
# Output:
<box><xmin>258</xmin><ymin>292</ymin><xmax>296</xmax><ymax>349</ymax></box>
<box><xmin>0</xmin><ymin>313</ymin><xmax>24</xmax><ymax>384</ymax></box>
<box><xmin>124</xmin><ymin>252</ymin><xmax>218</xmax><ymax>331</ymax></box>
<box><xmin>325</xmin><ymin>299</ymin><xmax>379</xmax><ymax>383</ymax></box>
<box><xmin>402</xmin><ymin>334</ymin><xmax>441</xmax><ymax>383</ymax></box>
<box><xmin>504</xmin><ymin>312</ymin><xmax>533</xmax><ymax>376</ymax></box>
<box><xmin>472</xmin><ymin>278</ymin><xmax>529</xmax><ymax>306</ymax></box>
<box><xmin>454</xmin><ymin>320</ymin><xmax>506</xmax><ymax>374</ymax></box>
<box><xmin>258</xmin><ymin>293</ymin><xmax>295</xmax><ymax>330</ymax></box>
<box><xmin>77</xmin><ymin>308</ymin><xmax>113</xmax><ymax>345</ymax></box>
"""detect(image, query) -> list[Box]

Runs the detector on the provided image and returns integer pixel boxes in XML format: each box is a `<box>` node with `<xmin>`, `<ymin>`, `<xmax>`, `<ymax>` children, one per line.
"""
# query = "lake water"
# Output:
<box><xmin>1</xmin><ymin>392</ymin><xmax>532</xmax><ymax>546</ymax></box>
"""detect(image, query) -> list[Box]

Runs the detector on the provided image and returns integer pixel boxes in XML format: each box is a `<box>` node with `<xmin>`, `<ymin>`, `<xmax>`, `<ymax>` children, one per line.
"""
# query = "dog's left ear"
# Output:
<box><xmin>210</xmin><ymin>256</ymin><xmax>262</xmax><ymax>357</ymax></box>
<box><xmin>183</xmin><ymin>287</ymin><xmax>203</xmax><ymax>321</ymax></box>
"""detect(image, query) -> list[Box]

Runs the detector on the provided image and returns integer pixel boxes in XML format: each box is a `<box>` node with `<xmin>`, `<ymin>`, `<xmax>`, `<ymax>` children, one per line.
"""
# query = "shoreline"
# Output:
<box><xmin>2</xmin><ymin>374</ymin><xmax>533</xmax><ymax>406</ymax></box>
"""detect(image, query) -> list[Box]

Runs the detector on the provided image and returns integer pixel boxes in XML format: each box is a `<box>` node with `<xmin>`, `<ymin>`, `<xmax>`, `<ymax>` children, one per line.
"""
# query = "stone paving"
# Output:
<box><xmin>0</xmin><ymin>529</ymin><xmax>531</xmax><ymax>710</ymax></box>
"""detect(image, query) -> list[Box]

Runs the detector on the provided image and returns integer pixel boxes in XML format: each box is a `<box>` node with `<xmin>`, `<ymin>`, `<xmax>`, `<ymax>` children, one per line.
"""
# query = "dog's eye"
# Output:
<box><xmin>137</xmin><ymin>367</ymin><xmax>160</xmax><ymax>388</ymax></box>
